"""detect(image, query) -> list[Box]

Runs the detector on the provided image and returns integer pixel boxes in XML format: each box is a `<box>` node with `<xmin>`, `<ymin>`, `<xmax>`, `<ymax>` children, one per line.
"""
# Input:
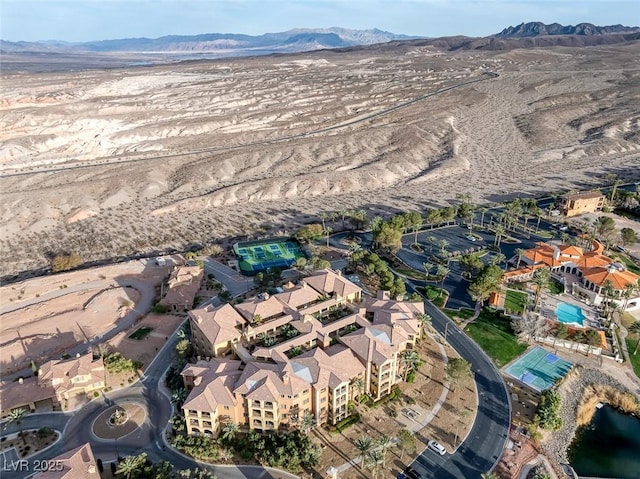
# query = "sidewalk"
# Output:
<box><xmin>333</xmin><ymin>333</ymin><xmax>451</xmax><ymax>474</ymax></box>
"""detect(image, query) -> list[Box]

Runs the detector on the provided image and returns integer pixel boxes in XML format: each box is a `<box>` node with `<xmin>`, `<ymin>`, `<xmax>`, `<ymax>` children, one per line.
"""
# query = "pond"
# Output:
<box><xmin>569</xmin><ymin>405</ymin><xmax>640</xmax><ymax>479</ymax></box>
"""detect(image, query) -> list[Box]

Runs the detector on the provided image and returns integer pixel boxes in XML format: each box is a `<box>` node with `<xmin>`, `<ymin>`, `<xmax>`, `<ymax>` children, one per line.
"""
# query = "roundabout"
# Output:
<box><xmin>92</xmin><ymin>402</ymin><xmax>147</xmax><ymax>440</ymax></box>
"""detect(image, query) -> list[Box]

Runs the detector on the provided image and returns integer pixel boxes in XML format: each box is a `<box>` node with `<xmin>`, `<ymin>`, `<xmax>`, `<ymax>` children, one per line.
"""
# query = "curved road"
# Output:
<box><xmin>330</xmin><ymin>230</ymin><xmax>511</xmax><ymax>478</ymax></box>
<box><xmin>407</xmin><ymin>288</ymin><xmax>511</xmax><ymax>479</ymax></box>
<box><xmin>2</xmin><ymin>333</ymin><xmax>296</xmax><ymax>479</ymax></box>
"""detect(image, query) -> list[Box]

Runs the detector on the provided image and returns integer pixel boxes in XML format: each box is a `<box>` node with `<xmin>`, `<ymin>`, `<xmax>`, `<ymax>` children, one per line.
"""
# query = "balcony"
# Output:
<box><xmin>252</xmin><ymin>400</ymin><xmax>261</xmax><ymax>408</ymax></box>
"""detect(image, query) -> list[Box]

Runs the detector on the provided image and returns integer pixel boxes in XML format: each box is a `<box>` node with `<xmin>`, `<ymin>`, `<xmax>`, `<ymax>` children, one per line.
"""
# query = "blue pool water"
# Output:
<box><xmin>556</xmin><ymin>302</ymin><xmax>585</xmax><ymax>326</ymax></box>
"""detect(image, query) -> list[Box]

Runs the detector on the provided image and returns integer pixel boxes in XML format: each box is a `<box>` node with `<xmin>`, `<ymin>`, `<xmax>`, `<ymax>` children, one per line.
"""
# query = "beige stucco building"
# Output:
<box><xmin>559</xmin><ymin>191</ymin><xmax>605</xmax><ymax>217</ymax></box>
<box><xmin>183</xmin><ymin>269</ymin><xmax>425</xmax><ymax>437</ymax></box>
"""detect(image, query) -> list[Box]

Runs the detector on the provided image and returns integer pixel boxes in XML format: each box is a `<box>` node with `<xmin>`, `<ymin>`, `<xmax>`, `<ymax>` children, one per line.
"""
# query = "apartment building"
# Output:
<box><xmin>182</xmin><ymin>269</ymin><xmax>424</xmax><ymax>437</ymax></box>
<box><xmin>559</xmin><ymin>191</ymin><xmax>605</xmax><ymax>217</ymax></box>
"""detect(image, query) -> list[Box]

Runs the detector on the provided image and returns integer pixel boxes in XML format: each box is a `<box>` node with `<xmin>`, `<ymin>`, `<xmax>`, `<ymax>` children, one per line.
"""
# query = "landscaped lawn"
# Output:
<box><xmin>465</xmin><ymin>310</ymin><xmax>527</xmax><ymax>367</ymax></box>
<box><xmin>422</xmin><ymin>284</ymin><xmax>447</xmax><ymax>308</ymax></box>
<box><xmin>445</xmin><ymin>308</ymin><xmax>475</xmax><ymax>322</ymax></box>
<box><xmin>625</xmin><ymin>339</ymin><xmax>640</xmax><ymax>379</ymax></box>
<box><xmin>128</xmin><ymin>326</ymin><xmax>153</xmax><ymax>340</ymax></box>
<box><xmin>548</xmin><ymin>278</ymin><xmax>565</xmax><ymax>295</ymax></box>
<box><xmin>504</xmin><ymin>290</ymin><xmax>528</xmax><ymax>314</ymax></box>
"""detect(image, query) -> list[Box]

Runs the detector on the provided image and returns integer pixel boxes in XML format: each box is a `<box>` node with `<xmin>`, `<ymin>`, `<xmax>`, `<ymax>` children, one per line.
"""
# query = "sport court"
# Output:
<box><xmin>233</xmin><ymin>239</ymin><xmax>304</xmax><ymax>274</ymax></box>
<box><xmin>503</xmin><ymin>346</ymin><xmax>573</xmax><ymax>392</ymax></box>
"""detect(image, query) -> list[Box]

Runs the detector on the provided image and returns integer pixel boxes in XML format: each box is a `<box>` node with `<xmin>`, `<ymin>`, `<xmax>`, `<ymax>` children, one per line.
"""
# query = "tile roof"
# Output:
<box><xmin>182</xmin><ymin>358</ymin><xmax>242</xmax><ymax>411</ymax></box>
<box><xmin>160</xmin><ymin>265</ymin><xmax>203</xmax><ymax>307</ymax></box>
<box><xmin>190</xmin><ymin>303</ymin><xmax>246</xmax><ymax>346</ymax></box>
<box><xmin>234</xmin><ymin>295</ymin><xmax>287</xmax><ymax>321</ymax></box>
<box><xmin>582</xmin><ymin>265</ymin><xmax>640</xmax><ymax>290</ymax></box>
<box><xmin>274</xmin><ymin>283</ymin><xmax>323</xmax><ymax>309</ymax></box>
<box><xmin>34</xmin><ymin>443</ymin><xmax>99</xmax><ymax>479</ymax></box>
<box><xmin>304</xmin><ymin>269</ymin><xmax>361</xmax><ymax>298</ymax></box>
<box><xmin>0</xmin><ymin>377</ymin><xmax>56</xmax><ymax>412</ymax></box>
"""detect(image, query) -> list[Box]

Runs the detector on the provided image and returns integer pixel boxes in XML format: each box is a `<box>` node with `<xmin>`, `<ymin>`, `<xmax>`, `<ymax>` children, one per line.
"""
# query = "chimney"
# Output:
<box><xmin>19</xmin><ymin>378</ymin><xmax>23</xmax><ymax>384</ymax></box>
<box><xmin>282</xmin><ymin>372</ymin><xmax>289</xmax><ymax>383</ymax></box>
<box><xmin>263</xmin><ymin>293</ymin><xmax>270</xmax><ymax>300</ymax></box>
<box><xmin>76</xmin><ymin>352</ymin><xmax>81</xmax><ymax>358</ymax></box>
<box><xmin>300</xmin><ymin>280</ymin><xmax>307</xmax><ymax>288</ymax></box>
<box><xmin>336</xmin><ymin>270</ymin><xmax>342</xmax><ymax>276</ymax></box>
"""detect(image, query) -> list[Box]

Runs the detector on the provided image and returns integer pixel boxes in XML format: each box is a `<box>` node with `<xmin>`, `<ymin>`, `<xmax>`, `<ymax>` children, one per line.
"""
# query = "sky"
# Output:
<box><xmin>1</xmin><ymin>0</ymin><xmax>639</xmax><ymax>43</ymax></box>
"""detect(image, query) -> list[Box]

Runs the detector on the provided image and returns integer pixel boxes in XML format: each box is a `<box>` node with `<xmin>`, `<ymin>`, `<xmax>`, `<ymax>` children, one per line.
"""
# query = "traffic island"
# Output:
<box><xmin>92</xmin><ymin>402</ymin><xmax>146</xmax><ymax>440</ymax></box>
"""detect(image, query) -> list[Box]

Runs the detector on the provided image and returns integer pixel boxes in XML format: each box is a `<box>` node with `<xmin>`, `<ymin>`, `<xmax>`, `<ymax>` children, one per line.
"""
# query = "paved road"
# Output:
<box><xmin>1</xmin><ymin>331</ymin><xmax>297</xmax><ymax>479</ymax></box>
<box><xmin>404</xmin><ymin>283</ymin><xmax>511</xmax><ymax>479</ymax></box>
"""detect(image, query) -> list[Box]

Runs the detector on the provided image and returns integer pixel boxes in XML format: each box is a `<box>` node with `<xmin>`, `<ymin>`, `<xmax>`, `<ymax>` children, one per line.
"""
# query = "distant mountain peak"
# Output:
<box><xmin>495</xmin><ymin>22</ymin><xmax>639</xmax><ymax>38</ymax></box>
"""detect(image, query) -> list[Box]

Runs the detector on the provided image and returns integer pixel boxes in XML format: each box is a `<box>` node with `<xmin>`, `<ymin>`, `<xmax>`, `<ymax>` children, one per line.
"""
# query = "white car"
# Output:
<box><xmin>466</xmin><ymin>235</ymin><xmax>477</xmax><ymax>242</ymax></box>
<box><xmin>428</xmin><ymin>440</ymin><xmax>447</xmax><ymax>455</ymax></box>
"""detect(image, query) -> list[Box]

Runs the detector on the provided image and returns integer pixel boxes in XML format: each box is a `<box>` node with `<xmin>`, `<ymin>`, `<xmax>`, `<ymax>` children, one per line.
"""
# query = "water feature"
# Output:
<box><xmin>555</xmin><ymin>302</ymin><xmax>585</xmax><ymax>327</ymax></box>
<box><xmin>569</xmin><ymin>405</ymin><xmax>640</xmax><ymax>479</ymax></box>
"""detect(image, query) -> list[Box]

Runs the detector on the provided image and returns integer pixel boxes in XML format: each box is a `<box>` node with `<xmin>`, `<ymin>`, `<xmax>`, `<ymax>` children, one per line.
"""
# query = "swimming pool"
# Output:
<box><xmin>556</xmin><ymin>302</ymin><xmax>585</xmax><ymax>327</ymax></box>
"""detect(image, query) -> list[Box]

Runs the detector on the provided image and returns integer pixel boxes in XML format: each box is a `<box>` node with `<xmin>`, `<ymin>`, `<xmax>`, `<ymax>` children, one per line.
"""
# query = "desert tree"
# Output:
<box><xmin>445</xmin><ymin>358</ymin><xmax>473</xmax><ymax>391</ymax></box>
<box><xmin>396</xmin><ymin>428</ymin><xmax>416</xmax><ymax>461</ymax></box>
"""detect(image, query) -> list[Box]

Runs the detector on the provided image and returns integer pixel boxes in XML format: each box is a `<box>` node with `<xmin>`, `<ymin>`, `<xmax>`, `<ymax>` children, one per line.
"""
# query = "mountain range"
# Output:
<box><xmin>1</xmin><ymin>22</ymin><xmax>638</xmax><ymax>57</ymax></box>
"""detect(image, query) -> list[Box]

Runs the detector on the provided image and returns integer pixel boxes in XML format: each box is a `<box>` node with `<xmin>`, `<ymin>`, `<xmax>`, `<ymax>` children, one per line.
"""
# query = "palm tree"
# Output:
<box><xmin>319</xmin><ymin>212</ymin><xmax>328</xmax><ymax>230</ymax></box>
<box><xmin>116</xmin><ymin>453</ymin><xmax>148</xmax><ymax>479</ymax></box>
<box><xmin>5</xmin><ymin>408</ymin><xmax>27</xmax><ymax>445</ymax></box>
<box><xmin>514</xmin><ymin>248</ymin><xmax>525</xmax><ymax>268</ymax></box>
<box><xmin>427</xmin><ymin>236</ymin><xmax>437</xmax><ymax>254</ymax></box>
<box><xmin>415</xmin><ymin>313</ymin><xmax>432</xmax><ymax>333</ymax></box>
<box><xmin>493</xmin><ymin>224</ymin><xmax>505</xmax><ymax>247</ymax></box>
<box><xmin>439</xmin><ymin>239</ymin><xmax>449</xmax><ymax>260</ymax></box>
<box><xmin>436</xmin><ymin>265</ymin><xmax>450</xmax><ymax>294</ymax></box>
<box><xmin>171</xmin><ymin>388</ymin><xmax>188</xmax><ymax>406</ymax></box>
<box><xmin>366</xmin><ymin>449</ymin><xmax>385</xmax><ymax>479</ymax></box>
<box><xmin>481</xmin><ymin>473</ymin><xmax>500</xmax><ymax>479</ymax></box>
<box><xmin>479</xmin><ymin>207</ymin><xmax>488</xmax><ymax>228</ymax></box>
<box><xmin>354</xmin><ymin>435</ymin><xmax>373</xmax><ymax>470</ymax></box>
<box><xmin>531</xmin><ymin>268</ymin><xmax>551</xmax><ymax>312</ymax></box>
<box><xmin>629</xmin><ymin>321</ymin><xmax>640</xmax><ymax>355</ymax></box>
<box><xmin>401</xmin><ymin>350</ymin><xmax>421</xmax><ymax>381</ymax></box>
<box><xmin>377</xmin><ymin>433</ymin><xmax>393</xmax><ymax>462</ymax></box>
<box><xmin>222</xmin><ymin>421</ymin><xmax>240</xmax><ymax>442</ymax></box>
<box><xmin>339</xmin><ymin>209</ymin><xmax>348</xmax><ymax>230</ymax></box>
<box><xmin>351</xmin><ymin>376</ymin><xmax>365</xmax><ymax>402</ymax></box>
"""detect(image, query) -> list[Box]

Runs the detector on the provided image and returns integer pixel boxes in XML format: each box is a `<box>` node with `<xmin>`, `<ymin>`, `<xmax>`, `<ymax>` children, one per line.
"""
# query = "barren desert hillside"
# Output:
<box><xmin>0</xmin><ymin>43</ymin><xmax>639</xmax><ymax>277</ymax></box>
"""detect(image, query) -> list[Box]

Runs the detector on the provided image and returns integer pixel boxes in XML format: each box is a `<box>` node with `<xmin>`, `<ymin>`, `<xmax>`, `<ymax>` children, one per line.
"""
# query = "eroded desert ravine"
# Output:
<box><xmin>0</xmin><ymin>44</ymin><xmax>638</xmax><ymax>276</ymax></box>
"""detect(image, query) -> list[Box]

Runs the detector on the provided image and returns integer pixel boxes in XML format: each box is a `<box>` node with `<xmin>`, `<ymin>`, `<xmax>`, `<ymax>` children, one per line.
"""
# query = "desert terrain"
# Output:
<box><xmin>1</xmin><ymin>42</ymin><xmax>639</xmax><ymax>278</ymax></box>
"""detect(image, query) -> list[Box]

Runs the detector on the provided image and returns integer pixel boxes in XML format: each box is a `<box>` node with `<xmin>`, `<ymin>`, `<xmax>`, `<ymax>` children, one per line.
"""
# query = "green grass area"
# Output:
<box><xmin>421</xmin><ymin>284</ymin><xmax>447</xmax><ymax>308</ymax></box>
<box><xmin>504</xmin><ymin>290</ymin><xmax>528</xmax><ymax>314</ymax></box>
<box><xmin>465</xmin><ymin>310</ymin><xmax>527</xmax><ymax>367</ymax></box>
<box><xmin>621</xmin><ymin>312</ymin><xmax>637</xmax><ymax>329</ymax></box>
<box><xmin>548</xmin><ymin>278</ymin><xmax>565</xmax><ymax>295</ymax></box>
<box><xmin>445</xmin><ymin>308</ymin><xmax>476</xmax><ymax>322</ymax></box>
<box><xmin>610</xmin><ymin>253</ymin><xmax>640</xmax><ymax>275</ymax></box>
<box><xmin>128</xmin><ymin>326</ymin><xmax>153</xmax><ymax>340</ymax></box>
<box><xmin>393</xmin><ymin>264</ymin><xmax>425</xmax><ymax>280</ymax></box>
<box><xmin>534</xmin><ymin>230</ymin><xmax>554</xmax><ymax>239</ymax></box>
<box><xmin>625</xmin><ymin>339</ymin><xmax>640</xmax><ymax>379</ymax></box>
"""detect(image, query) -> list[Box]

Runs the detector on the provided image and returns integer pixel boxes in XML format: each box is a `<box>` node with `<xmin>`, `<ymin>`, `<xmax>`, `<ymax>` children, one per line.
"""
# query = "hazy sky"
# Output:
<box><xmin>2</xmin><ymin>0</ymin><xmax>639</xmax><ymax>42</ymax></box>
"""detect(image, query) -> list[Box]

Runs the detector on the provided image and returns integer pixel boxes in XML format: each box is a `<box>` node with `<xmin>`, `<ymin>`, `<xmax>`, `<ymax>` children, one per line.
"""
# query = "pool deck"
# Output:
<box><xmin>538</xmin><ymin>292</ymin><xmax>601</xmax><ymax>330</ymax></box>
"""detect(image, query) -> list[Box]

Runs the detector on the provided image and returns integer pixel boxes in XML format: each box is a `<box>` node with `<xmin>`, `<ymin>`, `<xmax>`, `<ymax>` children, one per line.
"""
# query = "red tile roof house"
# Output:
<box><xmin>504</xmin><ymin>240</ymin><xmax>640</xmax><ymax>312</ymax></box>
<box><xmin>160</xmin><ymin>265</ymin><xmax>204</xmax><ymax>313</ymax></box>
<box><xmin>182</xmin><ymin>269</ymin><xmax>425</xmax><ymax>437</ymax></box>
<box><xmin>32</xmin><ymin>442</ymin><xmax>100</xmax><ymax>479</ymax></box>
<box><xmin>0</xmin><ymin>354</ymin><xmax>105</xmax><ymax>417</ymax></box>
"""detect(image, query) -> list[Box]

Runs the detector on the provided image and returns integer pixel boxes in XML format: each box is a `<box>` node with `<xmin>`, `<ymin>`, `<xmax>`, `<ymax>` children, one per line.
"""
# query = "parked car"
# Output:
<box><xmin>428</xmin><ymin>440</ymin><xmax>447</xmax><ymax>455</ymax></box>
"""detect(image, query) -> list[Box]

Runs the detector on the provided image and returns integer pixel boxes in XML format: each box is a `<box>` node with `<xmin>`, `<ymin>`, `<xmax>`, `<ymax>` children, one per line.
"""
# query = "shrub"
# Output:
<box><xmin>534</xmin><ymin>390</ymin><xmax>562</xmax><ymax>431</ymax></box>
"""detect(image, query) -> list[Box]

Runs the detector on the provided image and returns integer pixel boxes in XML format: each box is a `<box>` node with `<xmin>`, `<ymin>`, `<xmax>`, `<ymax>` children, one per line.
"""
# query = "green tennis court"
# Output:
<box><xmin>233</xmin><ymin>238</ymin><xmax>304</xmax><ymax>275</ymax></box>
<box><xmin>503</xmin><ymin>346</ymin><xmax>573</xmax><ymax>392</ymax></box>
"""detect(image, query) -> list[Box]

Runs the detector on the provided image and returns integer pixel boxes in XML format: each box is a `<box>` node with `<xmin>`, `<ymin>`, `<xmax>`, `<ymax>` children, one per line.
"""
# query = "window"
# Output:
<box><xmin>224</xmin><ymin>405</ymin><xmax>230</xmax><ymax>410</ymax></box>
